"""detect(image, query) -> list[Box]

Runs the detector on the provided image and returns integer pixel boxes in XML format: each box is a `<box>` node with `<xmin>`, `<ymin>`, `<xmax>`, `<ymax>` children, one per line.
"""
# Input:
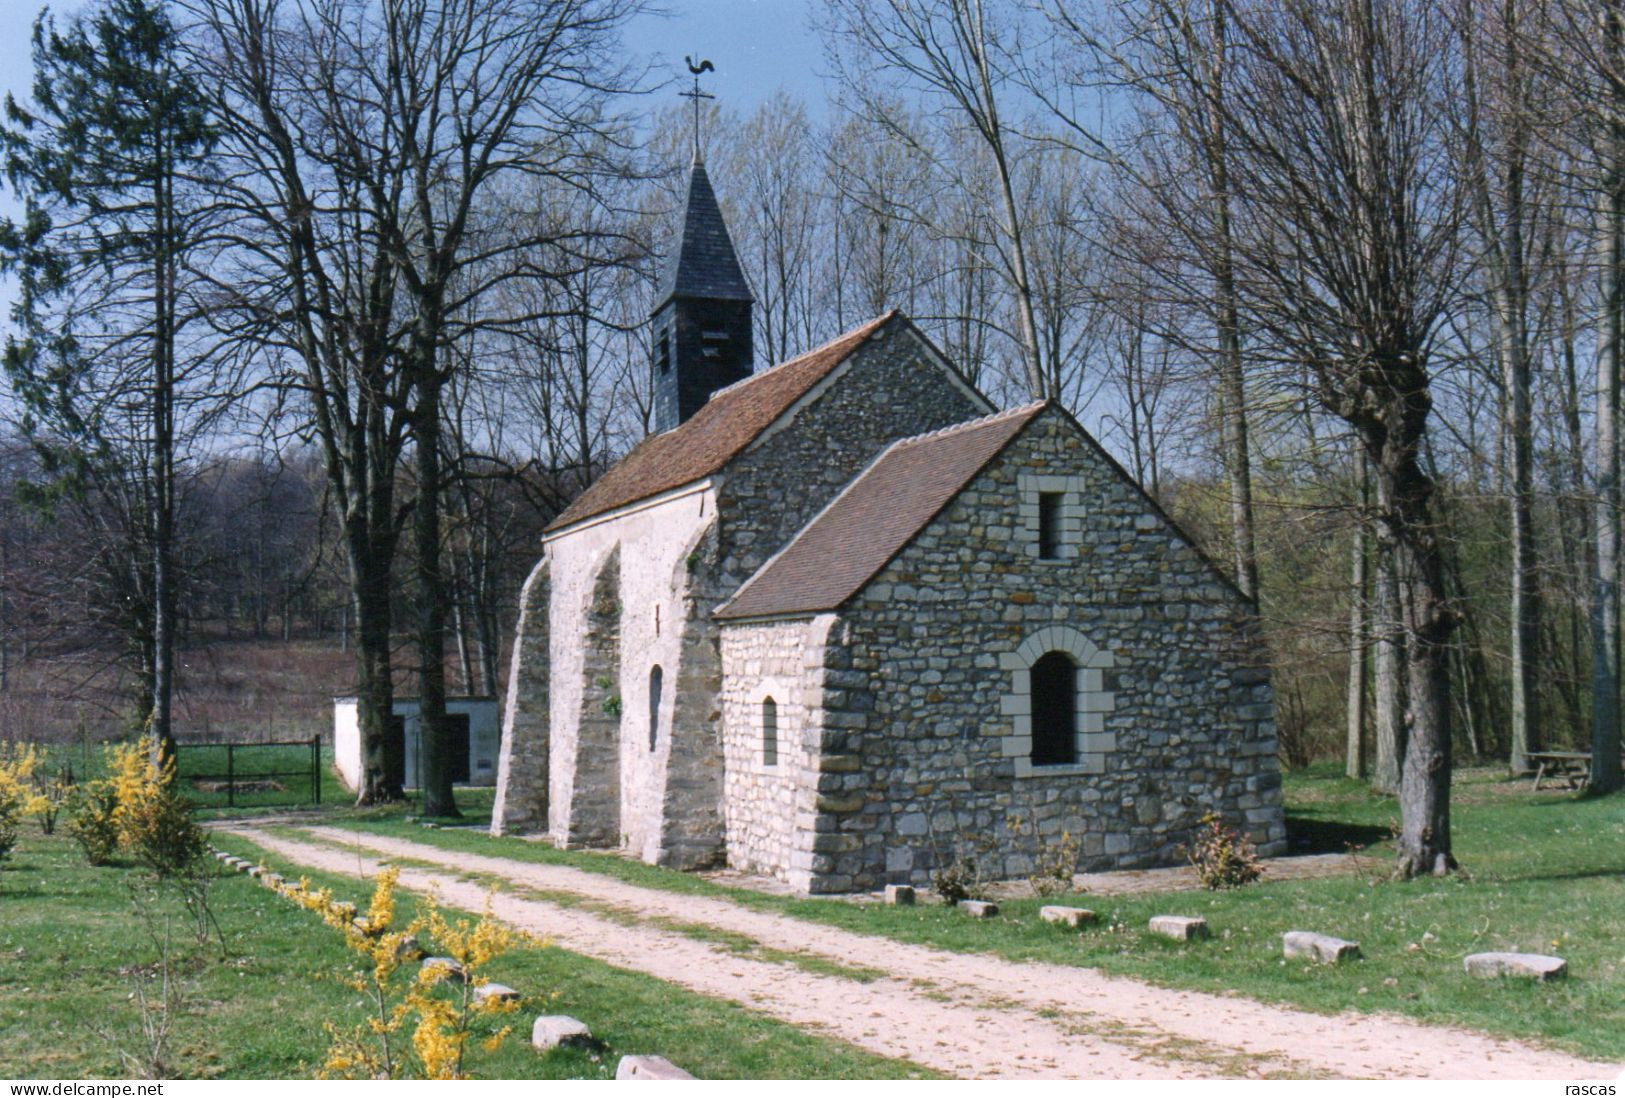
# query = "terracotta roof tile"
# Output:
<box><xmin>546</xmin><ymin>312</ymin><xmax>897</xmax><ymax>533</ymax></box>
<box><xmin>715</xmin><ymin>402</ymin><xmax>1048</xmax><ymax>620</ymax></box>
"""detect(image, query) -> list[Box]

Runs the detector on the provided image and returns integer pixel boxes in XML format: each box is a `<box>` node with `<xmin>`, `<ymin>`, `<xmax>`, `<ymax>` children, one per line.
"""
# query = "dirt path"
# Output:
<box><xmin>218</xmin><ymin>823</ymin><xmax>1617</xmax><ymax>1081</ymax></box>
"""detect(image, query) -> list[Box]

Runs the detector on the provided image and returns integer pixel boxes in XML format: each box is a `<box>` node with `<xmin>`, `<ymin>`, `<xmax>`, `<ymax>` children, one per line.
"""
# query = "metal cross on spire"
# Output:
<box><xmin>680</xmin><ymin>56</ymin><xmax>715</xmax><ymax>162</ymax></box>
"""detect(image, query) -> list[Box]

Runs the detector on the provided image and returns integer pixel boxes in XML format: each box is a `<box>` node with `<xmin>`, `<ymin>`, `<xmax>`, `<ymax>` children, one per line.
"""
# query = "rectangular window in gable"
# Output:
<box><xmin>1038</xmin><ymin>492</ymin><xmax>1063</xmax><ymax>560</ymax></box>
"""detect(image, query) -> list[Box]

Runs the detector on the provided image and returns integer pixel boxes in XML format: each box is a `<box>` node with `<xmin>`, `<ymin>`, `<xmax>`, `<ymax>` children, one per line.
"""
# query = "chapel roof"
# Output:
<box><xmin>714</xmin><ymin>401</ymin><xmax>1048</xmax><ymax>621</ymax></box>
<box><xmin>652</xmin><ymin>159</ymin><xmax>754</xmax><ymax>315</ymax></box>
<box><xmin>545</xmin><ymin>311</ymin><xmax>898</xmax><ymax>533</ymax></box>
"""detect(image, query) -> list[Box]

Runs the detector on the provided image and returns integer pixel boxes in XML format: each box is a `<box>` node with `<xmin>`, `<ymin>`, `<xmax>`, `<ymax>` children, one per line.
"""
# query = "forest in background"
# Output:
<box><xmin>0</xmin><ymin>0</ymin><xmax>1619</xmax><ymax>868</ymax></box>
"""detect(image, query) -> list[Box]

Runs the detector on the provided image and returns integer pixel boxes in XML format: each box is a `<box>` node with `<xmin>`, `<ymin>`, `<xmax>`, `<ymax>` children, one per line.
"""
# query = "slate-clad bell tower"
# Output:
<box><xmin>650</xmin><ymin>157</ymin><xmax>754</xmax><ymax>434</ymax></box>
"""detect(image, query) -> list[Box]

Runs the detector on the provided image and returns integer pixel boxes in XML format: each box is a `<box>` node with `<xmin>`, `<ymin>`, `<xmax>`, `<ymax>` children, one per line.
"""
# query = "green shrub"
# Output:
<box><xmin>126</xmin><ymin>780</ymin><xmax>206</xmax><ymax>879</ymax></box>
<box><xmin>1182</xmin><ymin>812</ymin><xmax>1263</xmax><ymax>890</ymax></box>
<box><xmin>932</xmin><ymin>852</ymin><xmax>992</xmax><ymax>904</ymax></box>
<box><xmin>68</xmin><ymin>784</ymin><xmax>121</xmax><ymax>866</ymax></box>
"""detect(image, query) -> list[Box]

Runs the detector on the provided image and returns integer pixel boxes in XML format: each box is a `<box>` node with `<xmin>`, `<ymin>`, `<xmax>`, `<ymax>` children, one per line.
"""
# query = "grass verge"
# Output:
<box><xmin>0</xmin><ymin>828</ymin><xmax>930</xmax><ymax>1079</ymax></box>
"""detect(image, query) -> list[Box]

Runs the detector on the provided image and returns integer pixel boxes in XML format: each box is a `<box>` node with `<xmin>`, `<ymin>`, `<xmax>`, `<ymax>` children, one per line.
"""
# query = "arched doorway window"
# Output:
<box><xmin>648</xmin><ymin>665</ymin><xmax>663</xmax><ymax>752</ymax></box>
<box><xmin>1030</xmin><ymin>651</ymin><xmax>1077</xmax><ymax>765</ymax></box>
<box><xmin>762</xmin><ymin>696</ymin><xmax>778</xmax><ymax>766</ymax></box>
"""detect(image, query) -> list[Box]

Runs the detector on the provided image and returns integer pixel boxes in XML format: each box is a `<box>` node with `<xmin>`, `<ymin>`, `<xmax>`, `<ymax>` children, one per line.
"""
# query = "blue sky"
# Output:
<box><xmin>0</xmin><ymin>0</ymin><xmax>833</xmax><ymax>321</ymax></box>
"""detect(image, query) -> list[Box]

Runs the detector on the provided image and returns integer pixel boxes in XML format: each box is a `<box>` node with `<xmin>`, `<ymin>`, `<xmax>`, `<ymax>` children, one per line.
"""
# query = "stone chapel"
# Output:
<box><xmin>490</xmin><ymin>156</ymin><xmax>1287</xmax><ymax>894</ymax></box>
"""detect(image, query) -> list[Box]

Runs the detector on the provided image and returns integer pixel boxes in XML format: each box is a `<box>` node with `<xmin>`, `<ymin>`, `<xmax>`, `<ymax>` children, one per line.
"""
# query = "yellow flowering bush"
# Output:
<box><xmin>66</xmin><ymin>737</ymin><xmax>203</xmax><ymax>875</ymax></box>
<box><xmin>66</xmin><ymin>782</ymin><xmax>121</xmax><ymax>865</ymax></box>
<box><xmin>108</xmin><ymin>739</ymin><xmax>204</xmax><ymax>878</ymax></box>
<box><xmin>272</xmin><ymin>867</ymin><xmax>525</xmax><ymax>1079</ymax></box>
<box><xmin>0</xmin><ymin>743</ymin><xmax>41</xmax><ymax>866</ymax></box>
<box><xmin>30</xmin><ymin>759</ymin><xmax>74</xmax><ymax>835</ymax></box>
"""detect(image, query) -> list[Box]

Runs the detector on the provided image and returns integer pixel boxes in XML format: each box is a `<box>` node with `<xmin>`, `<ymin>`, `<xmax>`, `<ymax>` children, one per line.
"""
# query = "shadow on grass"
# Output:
<box><xmin>1488</xmin><ymin>865</ymin><xmax>1625</xmax><ymax>886</ymax></box>
<box><xmin>1284</xmin><ymin>814</ymin><xmax>1390</xmax><ymax>854</ymax></box>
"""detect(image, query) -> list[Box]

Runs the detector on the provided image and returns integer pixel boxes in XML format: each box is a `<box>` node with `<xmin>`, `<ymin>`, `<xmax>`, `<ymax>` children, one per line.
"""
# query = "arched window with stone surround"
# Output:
<box><xmin>1000</xmin><ymin>625</ymin><xmax>1118</xmax><ymax>777</ymax></box>
<box><xmin>1030</xmin><ymin>652</ymin><xmax>1077</xmax><ymax>765</ymax></box>
<box><xmin>648</xmin><ymin>665</ymin><xmax>663</xmax><ymax>752</ymax></box>
<box><xmin>762</xmin><ymin>696</ymin><xmax>778</xmax><ymax>767</ymax></box>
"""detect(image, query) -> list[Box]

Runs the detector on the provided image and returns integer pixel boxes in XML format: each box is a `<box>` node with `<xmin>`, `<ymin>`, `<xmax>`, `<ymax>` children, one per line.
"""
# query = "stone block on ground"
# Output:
<box><xmin>1464</xmin><ymin>952</ymin><xmax>1567</xmax><ymax>981</ymax></box>
<box><xmin>247</xmin><ymin>865</ymin><xmax>264</xmax><ymax>879</ymax></box>
<box><xmin>394</xmin><ymin>935</ymin><xmax>424</xmax><ymax>962</ymax></box>
<box><xmin>532</xmin><ymin>1015</ymin><xmax>593</xmax><ymax>1051</ymax></box>
<box><xmin>421</xmin><ymin>956</ymin><xmax>467</xmax><ymax>983</ymax></box>
<box><xmin>616</xmin><ymin>1055</ymin><xmax>694</xmax><ymax>1080</ymax></box>
<box><xmin>474</xmin><ymin>982</ymin><xmax>520</xmax><ymax>1006</ymax></box>
<box><xmin>262</xmin><ymin>873</ymin><xmax>285</xmax><ymax>888</ymax></box>
<box><xmin>959</xmin><ymin>899</ymin><xmax>999</xmax><ymax>918</ymax></box>
<box><xmin>884</xmin><ymin>884</ymin><xmax>915</xmax><ymax>906</ymax></box>
<box><xmin>1149</xmin><ymin>915</ymin><xmax>1209</xmax><ymax>941</ymax></box>
<box><xmin>1040</xmin><ymin>905</ymin><xmax>1098</xmax><ymax>929</ymax></box>
<box><xmin>1282</xmin><ymin>931</ymin><xmax>1361</xmax><ymax>964</ymax></box>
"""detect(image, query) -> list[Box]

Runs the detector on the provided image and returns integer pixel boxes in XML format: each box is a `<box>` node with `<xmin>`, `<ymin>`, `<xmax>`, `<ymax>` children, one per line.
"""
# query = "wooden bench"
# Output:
<box><xmin>1527</xmin><ymin>751</ymin><xmax>1592</xmax><ymax>791</ymax></box>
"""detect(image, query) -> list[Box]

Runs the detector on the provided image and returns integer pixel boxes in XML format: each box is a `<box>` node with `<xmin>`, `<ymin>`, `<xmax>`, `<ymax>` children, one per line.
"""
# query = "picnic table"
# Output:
<box><xmin>1526</xmin><ymin>751</ymin><xmax>1591</xmax><ymax>790</ymax></box>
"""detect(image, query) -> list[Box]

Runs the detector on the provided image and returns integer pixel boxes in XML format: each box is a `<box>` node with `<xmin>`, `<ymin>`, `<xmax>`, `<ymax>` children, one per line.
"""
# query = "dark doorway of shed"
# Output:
<box><xmin>446</xmin><ymin>712</ymin><xmax>471</xmax><ymax>783</ymax></box>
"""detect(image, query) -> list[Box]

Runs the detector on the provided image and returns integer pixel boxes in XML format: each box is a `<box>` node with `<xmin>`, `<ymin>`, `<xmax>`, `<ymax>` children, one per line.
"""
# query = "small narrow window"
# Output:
<box><xmin>1038</xmin><ymin>492</ymin><xmax>1063</xmax><ymax>559</ymax></box>
<box><xmin>655</xmin><ymin>326</ymin><xmax>671</xmax><ymax>374</ymax></box>
<box><xmin>1031</xmin><ymin>651</ymin><xmax>1077</xmax><ymax>765</ymax></box>
<box><xmin>762</xmin><ymin>696</ymin><xmax>778</xmax><ymax>767</ymax></box>
<box><xmin>648</xmin><ymin>665</ymin><xmax>663</xmax><ymax>752</ymax></box>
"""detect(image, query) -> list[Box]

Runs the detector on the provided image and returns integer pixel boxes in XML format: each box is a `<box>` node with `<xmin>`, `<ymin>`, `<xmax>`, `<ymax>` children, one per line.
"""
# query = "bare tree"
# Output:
<box><xmin>1213</xmin><ymin>0</ymin><xmax>1466</xmax><ymax>874</ymax></box>
<box><xmin>1025</xmin><ymin>0</ymin><xmax>1264</xmax><ymax>599</ymax></box>
<box><xmin>820</xmin><ymin>0</ymin><xmax>1047</xmax><ymax>397</ymax></box>
<box><xmin>1459</xmin><ymin>0</ymin><xmax>1555</xmax><ymax>774</ymax></box>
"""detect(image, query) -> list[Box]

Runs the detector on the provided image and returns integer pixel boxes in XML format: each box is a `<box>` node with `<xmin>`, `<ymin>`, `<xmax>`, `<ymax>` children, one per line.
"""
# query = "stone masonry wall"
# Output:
<box><xmin>804</xmin><ymin>407</ymin><xmax>1286</xmax><ymax>893</ymax></box>
<box><xmin>491</xmin><ymin>486</ymin><xmax>715</xmax><ymax>861</ymax></box>
<box><xmin>718</xmin><ymin>615</ymin><xmax>839</xmax><ymax>890</ymax></box>
<box><xmin>667</xmin><ymin>318</ymin><xmax>989</xmax><ymax>872</ymax></box>
<box><xmin>563</xmin><ymin>545</ymin><xmax>622</xmax><ymax>846</ymax></box>
<box><xmin>497</xmin><ymin>317</ymin><xmax>992</xmax><ymax>867</ymax></box>
<box><xmin>712</xmin><ymin>319</ymin><xmax>987</xmax><ymax>597</ymax></box>
<box><xmin>491</xmin><ymin>557</ymin><xmax>549</xmax><ymax>834</ymax></box>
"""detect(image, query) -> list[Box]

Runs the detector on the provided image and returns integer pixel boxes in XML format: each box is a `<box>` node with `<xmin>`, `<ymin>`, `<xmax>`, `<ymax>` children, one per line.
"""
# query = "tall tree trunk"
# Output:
<box><xmin>1373</xmin><ymin>547</ymin><xmax>1407</xmax><ymax>794</ymax></box>
<box><xmin>1347</xmin><ymin>452</ymin><xmax>1369</xmax><ymax>779</ymax></box>
<box><xmin>150</xmin><ymin>142</ymin><xmax>176</xmax><ymax>765</ymax></box>
<box><xmin>1205</xmin><ymin>0</ymin><xmax>1259</xmax><ymax>601</ymax></box>
<box><xmin>1594</xmin><ymin>5</ymin><xmax>1625</xmax><ymax>793</ymax></box>
<box><xmin>1464</xmin><ymin>0</ymin><xmax>1540</xmax><ymax>773</ymax></box>
<box><xmin>351</xmin><ymin>528</ymin><xmax>400</xmax><ymax>804</ymax></box>
<box><xmin>415</xmin><ymin>360</ymin><xmax>458</xmax><ymax>818</ymax></box>
<box><xmin>453</xmin><ymin>585</ymin><xmax>475</xmax><ymax>696</ymax></box>
<box><xmin>964</xmin><ymin>0</ymin><xmax>1045</xmax><ymax>398</ymax></box>
<box><xmin>1374</xmin><ymin>434</ymin><xmax>1457</xmax><ymax>877</ymax></box>
<box><xmin>1503</xmin><ymin>283</ymin><xmax>1540</xmax><ymax>775</ymax></box>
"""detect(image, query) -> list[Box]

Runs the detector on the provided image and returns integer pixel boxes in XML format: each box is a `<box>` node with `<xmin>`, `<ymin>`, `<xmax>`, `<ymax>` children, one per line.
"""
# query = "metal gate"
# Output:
<box><xmin>174</xmin><ymin>737</ymin><xmax>324</xmax><ymax>808</ymax></box>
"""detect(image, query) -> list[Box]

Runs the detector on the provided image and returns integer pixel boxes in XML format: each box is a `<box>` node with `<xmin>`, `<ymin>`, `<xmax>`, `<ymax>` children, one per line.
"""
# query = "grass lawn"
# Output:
<box><xmin>0</xmin><ymin>829</ymin><xmax>929</xmax><ymax>1079</ymax></box>
<box><xmin>322</xmin><ymin>766</ymin><xmax>1625</xmax><ymax>1063</ymax></box>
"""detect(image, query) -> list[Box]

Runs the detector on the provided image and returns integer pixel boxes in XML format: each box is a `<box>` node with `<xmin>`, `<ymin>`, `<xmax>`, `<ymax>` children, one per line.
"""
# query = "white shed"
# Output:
<box><xmin>333</xmin><ymin>696</ymin><xmax>501</xmax><ymax>792</ymax></box>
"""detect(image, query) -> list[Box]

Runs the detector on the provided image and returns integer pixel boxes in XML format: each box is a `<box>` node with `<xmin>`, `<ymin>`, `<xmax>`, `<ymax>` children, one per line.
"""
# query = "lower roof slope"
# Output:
<box><xmin>546</xmin><ymin>312</ymin><xmax>896</xmax><ymax>533</ymax></box>
<box><xmin>715</xmin><ymin>402</ymin><xmax>1047</xmax><ymax>621</ymax></box>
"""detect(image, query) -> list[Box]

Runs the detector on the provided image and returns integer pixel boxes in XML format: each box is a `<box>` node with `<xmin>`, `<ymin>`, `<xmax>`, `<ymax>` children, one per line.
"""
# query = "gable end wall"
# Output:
<box><xmin>810</xmin><ymin>409</ymin><xmax>1286</xmax><ymax>891</ymax></box>
<box><xmin>712</xmin><ymin>324</ymin><xmax>986</xmax><ymax>595</ymax></box>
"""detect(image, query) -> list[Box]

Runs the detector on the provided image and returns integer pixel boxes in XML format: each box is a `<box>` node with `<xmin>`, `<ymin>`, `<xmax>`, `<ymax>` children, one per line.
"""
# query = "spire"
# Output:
<box><xmin>651</xmin><ymin>160</ymin><xmax>754</xmax><ymax>317</ymax></box>
<box><xmin>648</xmin><ymin>158</ymin><xmax>755</xmax><ymax>434</ymax></box>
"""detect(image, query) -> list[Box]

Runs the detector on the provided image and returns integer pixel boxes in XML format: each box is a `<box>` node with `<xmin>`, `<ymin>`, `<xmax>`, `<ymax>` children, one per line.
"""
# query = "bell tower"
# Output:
<box><xmin>650</xmin><ymin>61</ymin><xmax>753</xmax><ymax>434</ymax></box>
